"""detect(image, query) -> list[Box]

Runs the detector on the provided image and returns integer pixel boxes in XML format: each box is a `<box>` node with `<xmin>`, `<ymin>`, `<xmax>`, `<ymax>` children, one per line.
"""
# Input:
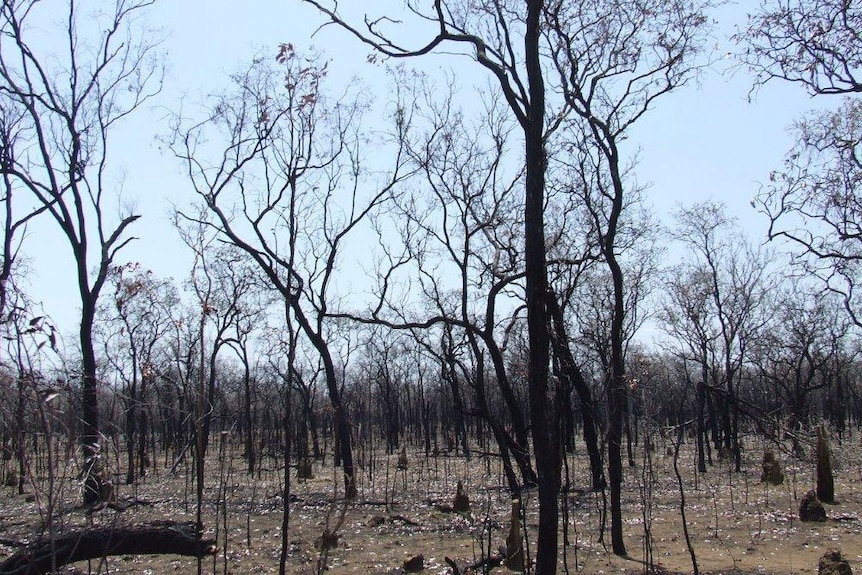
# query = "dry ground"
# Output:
<box><xmin>1</xmin><ymin>432</ymin><xmax>861</xmax><ymax>575</ymax></box>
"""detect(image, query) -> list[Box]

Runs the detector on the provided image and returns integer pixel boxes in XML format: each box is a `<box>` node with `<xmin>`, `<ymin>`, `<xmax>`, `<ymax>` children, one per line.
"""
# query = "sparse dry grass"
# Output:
<box><xmin>1</xmin><ymin>431</ymin><xmax>862</xmax><ymax>574</ymax></box>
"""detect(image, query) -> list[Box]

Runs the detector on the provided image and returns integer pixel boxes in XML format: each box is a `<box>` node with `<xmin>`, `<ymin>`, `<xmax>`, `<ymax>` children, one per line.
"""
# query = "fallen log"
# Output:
<box><xmin>0</xmin><ymin>521</ymin><xmax>216</xmax><ymax>575</ymax></box>
<box><xmin>444</xmin><ymin>550</ymin><xmax>504</xmax><ymax>575</ymax></box>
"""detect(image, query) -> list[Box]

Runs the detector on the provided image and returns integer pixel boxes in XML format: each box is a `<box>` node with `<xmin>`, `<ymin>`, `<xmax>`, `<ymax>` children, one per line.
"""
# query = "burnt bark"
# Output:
<box><xmin>523</xmin><ymin>2</ymin><xmax>560</xmax><ymax>573</ymax></box>
<box><xmin>79</xmin><ymin>298</ymin><xmax>100</xmax><ymax>463</ymax></box>
<box><xmin>293</xmin><ymin>304</ymin><xmax>356</xmax><ymax>498</ymax></box>
<box><xmin>547</xmin><ymin>290</ymin><xmax>606</xmax><ymax>491</ymax></box>
<box><xmin>696</xmin><ymin>380</ymin><xmax>707</xmax><ymax>473</ymax></box>
<box><xmin>0</xmin><ymin>523</ymin><xmax>216</xmax><ymax>575</ymax></box>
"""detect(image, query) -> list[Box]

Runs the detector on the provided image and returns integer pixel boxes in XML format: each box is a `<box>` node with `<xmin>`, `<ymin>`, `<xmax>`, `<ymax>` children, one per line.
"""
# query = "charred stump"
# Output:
<box><xmin>816</xmin><ymin>426</ymin><xmax>835</xmax><ymax>504</ymax></box>
<box><xmin>760</xmin><ymin>450</ymin><xmax>784</xmax><ymax>485</ymax></box>
<box><xmin>82</xmin><ymin>472</ymin><xmax>116</xmax><ymax>507</ymax></box>
<box><xmin>452</xmin><ymin>480</ymin><xmax>470</xmax><ymax>513</ymax></box>
<box><xmin>403</xmin><ymin>554</ymin><xmax>424</xmax><ymax>572</ymax></box>
<box><xmin>505</xmin><ymin>498</ymin><xmax>524</xmax><ymax>571</ymax></box>
<box><xmin>297</xmin><ymin>458</ymin><xmax>314</xmax><ymax>481</ymax></box>
<box><xmin>799</xmin><ymin>489</ymin><xmax>828</xmax><ymax>522</ymax></box>
<box><xmin>819</xmin><ymin>548</ymin><xmax>852</xmax><ymax>575</ymax></box>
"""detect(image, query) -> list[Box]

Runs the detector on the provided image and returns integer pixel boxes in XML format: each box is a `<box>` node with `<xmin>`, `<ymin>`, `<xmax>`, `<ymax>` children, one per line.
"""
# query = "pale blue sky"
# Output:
<box><xmin>20</xmin><ymin>1</ymin><xmax>831</xmax><ymax>342</ymax></box>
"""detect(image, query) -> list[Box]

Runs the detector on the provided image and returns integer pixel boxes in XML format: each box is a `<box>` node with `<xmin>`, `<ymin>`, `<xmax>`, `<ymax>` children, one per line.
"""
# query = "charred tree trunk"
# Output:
<box><xmin>523</xmin><ymin>3</ymin><xmax>560</xmax><ymax>573</ymax></box>
<box><xmin>469</xmin><ymin>345</ymin><xmax>524</xmax><ymax>493</ymax></box>
<box><xmin>624</xmin><ymin>389</ymin><xmax>635</xmax><ymax>467</ymax></box>
<box><xmin>125</xmin><ymin>388</ymin><xmax>137</xmax><ymax>484</ymax></box>
<box><xmin>421</xmin><ymin>385</ymin><xmax>433</xmax><ymax>457</ymax></box>
<box><xmin>721</xmin><ymin>383</ymin><xmax>733</xmax><ymax>452</ymax></box>
<box><xmin>601</xmin><ymin>129</ymin><xmax>630</xmax><ymax>557</ymax></box>
<box><xmin>137</xmin><ymin>406</ymin><xmax>149</xmax><ymax>478</ymax></box>
<box><xmin>0</xmin><ymin>523</ymin><xmax>216</xmax><ymax>575</ymax></box>
<box><xmin>547</xmin><ymin>291</ymin><xmax>605</xmax><ymax>491</ymax></box>
<box><xmin>15</xmin><ymin>373</ymin><xmax>26</xmax><ymax>495</ymax></box>
<box><xmin>80</xmin><ymin>298</ymin><xmax>100</xmax><ymax>466</ymax></box>
<box><xmin>241</xmin><ymin>352</ymin><xmax>254</xmax><ymax>474</ymax></box>
<box><xmin>485</xmin><ymin>337</ymin><xmax>533</xmax><ymax>478</ymax></box>
<box><xmin>696</xmin><ymin>380</ymin><xmax>707</xmax><ymax>473</ymax></box>
<box><xmin>442</xmin><ymin>348</ymin><xmax>470</xmax><ymax>460</ymax></box>
<box><xmin>706</xmin><ymin>389</ymin><xmax>720</xmax><ymax>451</ymax></box>
<box><xmin>201</xmin><ymin>345</ymin><xmax>220</xmax><ymax>459</ymax></box>
<box><xmin>816</xmin><ymin>425</ymin><xmax>834</xmax><ymax>504</ymax></box>
<box><xmin>293</xmin><ymin>304</ymin><xmax>356</xmax><ymax>499</ymax></box>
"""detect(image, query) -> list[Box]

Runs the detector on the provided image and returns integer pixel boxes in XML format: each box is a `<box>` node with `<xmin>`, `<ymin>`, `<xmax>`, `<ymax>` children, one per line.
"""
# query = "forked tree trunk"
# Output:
<box><xmin>294</xmin><ymin>305</ymin><xmax>356</xmax><ymax>499</ymax></box>
<box><xmin>547</xmin><ymin>291</ymin><xmax>606</xmax><ymax>491</ymax></box>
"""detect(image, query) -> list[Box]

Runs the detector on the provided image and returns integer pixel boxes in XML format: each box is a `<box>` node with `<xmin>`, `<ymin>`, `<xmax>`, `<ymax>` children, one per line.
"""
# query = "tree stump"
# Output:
<box><xmin>446</xmin><ymin>436</ymin><xmax>456</xmax><ymax>453</ymax></box>
<box><xmin>817</xmin><ymin>426</ymin><xmax>835</xmax><ymax>503</ymax></box>
<box><xmin>760</xmin><ymin>450</ymin><xmax>784</xmax><ymax>485</ymax></box>
<box><xmin>315</xmin><ymin>530</ymin><xmax>339</xmax><ymax>550</ymax></box>
<box><xmin>297</xmin><ymin>459</ymin><xmax>314</xmax><ymax>480</ymax></box>
<box><xmin>403</xmin><ymin>554</ymin><xmax>424</xmax><ymax>572</ymax></box>
<box><xmin>82</xmin><ymin>472</ymin><xmax>117</xmax><ymax>508</ymax></box>
<box><xmin>800</xmin><ymin>489</ymin><xmax>828</xmax><ymax>522</ymax></box>
<box><xmin>397</xmin><ymin>446</ymin><xmax>408</xmax><ymax>470</ymax></box>
<box><xmin>819</xmin><ymin>548</ymin><xmax>852</xmax><ymax>575</ymax></box>
<box><xmin>505</xmin><ymin>498</ymin><xmax>524</xmax><ymax>571</ymax></box>
<box><xmin>452</xmin><ymin>480</ymin><xmax>470</xmax><ymax>513</ymax></box>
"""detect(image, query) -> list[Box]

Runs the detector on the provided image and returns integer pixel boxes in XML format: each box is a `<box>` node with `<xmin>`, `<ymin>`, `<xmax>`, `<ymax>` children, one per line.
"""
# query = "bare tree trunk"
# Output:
<box><xmin>241</xmin><ymin>353</ymin><xmax>254</xmax><ymax>475</ymax></box>
<box><xmin>696</xmin><ymin>381</ymin><xmax>707</xmax><ymax>473</ymax></box>
<box><xmin>548</xmin><ymin>291</ymin><xmax>606</xmax><ymax>491</ymax></box>
<box><xmin>605</xmin><ymin>190</ymin><xmax>628</xmax><ymax>557</ymax></box>
<box><xmin>294</xmin><ymin>305</ymin><xmax>356</xmax><ymax>499</ymax></box>
<box><xmin>625</xmin><ymin>393</ymin><xmax>635</xmax><ymax>467</ymax></box>
<box><xmin>138</xmin><ymin>406</ymin><xmax>149</xmax><ymax>478</ymax></box>
<box><xmin>80</xmin><ymin>300</ymin><xmax>100</xmax><ymax>465</ymax></box>
<box><xmin>126</xmin><ymin>387</ymin><xmax>137</xmax><ymax>484</ymax></box>
<box><xmin>442</xmin><ymin>348</ymin><xmax>470</xmax><ymax>460</ymax></box>
<box><xmin>523</xmin><ymin>3</ymin><xmax>560</xmax><ymax>573</ymax></box>
<box><xmin>279</xmin><ymin>321</ymin><xmax>297</xmax><ymax>575</ymax></box>
<box><xmin>15</xmin><ymin>371</ymin><xmax>26</xmax><ymax>495</ymax></box>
